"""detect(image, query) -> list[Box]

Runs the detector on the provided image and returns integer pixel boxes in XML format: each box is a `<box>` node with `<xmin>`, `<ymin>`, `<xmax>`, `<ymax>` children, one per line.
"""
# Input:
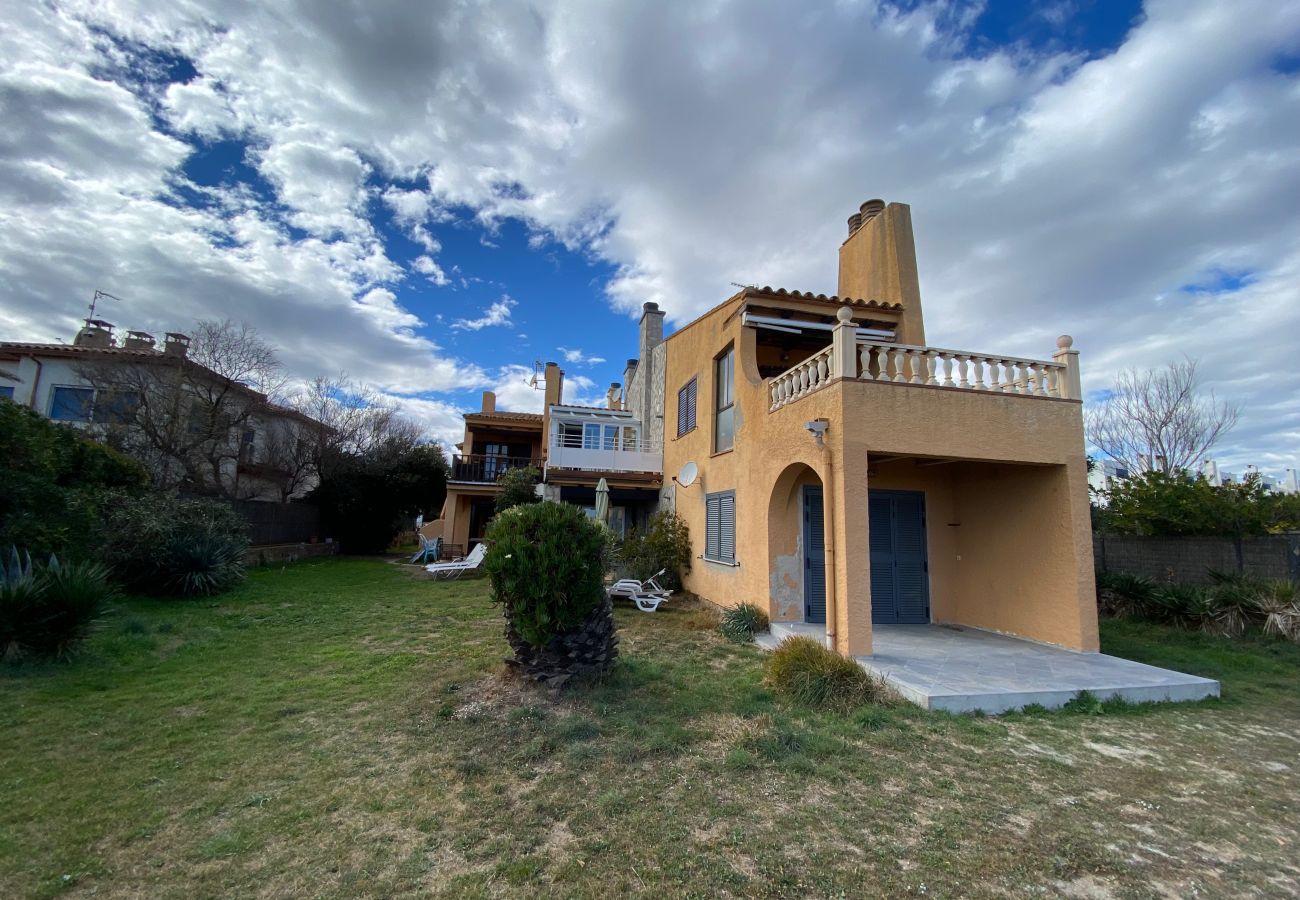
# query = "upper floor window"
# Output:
<box><xmin>239</xmin><ymin>429</ymin><xmax>257</xmax><ymax>463</ymax></box>
<box><xmin>92</xmin><ymin>389</ymin><xmax>140</xmax><ymax>425</ymax></box>
<box><xmin>50</xmin><ymin>386</ymin><xmax>94</xmax><ymax>422</ymax></box>
<box><xmin>676</xmin><ymin>378</ymin><xmax>697</xmax><ymax>437</ymax></box>
<box><xmin>715</xmin><ymin>346</ymin><xmax>735</xmax><ymax>452</ymax></box>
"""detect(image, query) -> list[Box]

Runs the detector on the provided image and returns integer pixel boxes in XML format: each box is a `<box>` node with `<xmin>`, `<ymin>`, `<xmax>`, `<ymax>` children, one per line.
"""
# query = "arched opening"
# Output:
<box><xmin>765</xmin><ymin>462</ymin><xmax>826</xmax><ymax>624</ymax></box>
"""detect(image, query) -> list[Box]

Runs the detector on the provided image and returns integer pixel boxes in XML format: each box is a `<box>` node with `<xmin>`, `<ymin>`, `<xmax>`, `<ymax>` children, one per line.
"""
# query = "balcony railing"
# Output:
<box><xmin>768</xmin><ymin>313</ymin><xmax>1080</xmax><ymax>411</ymax></box>
<box><xmin>450</xmin><ymin>453</ymin><xmax>540</xmax><ymax>483</ymax></box>
<box><xmin>547</xmin><ymin>435</ymin><xmax>663</xmax><ymax>475</ymax></box>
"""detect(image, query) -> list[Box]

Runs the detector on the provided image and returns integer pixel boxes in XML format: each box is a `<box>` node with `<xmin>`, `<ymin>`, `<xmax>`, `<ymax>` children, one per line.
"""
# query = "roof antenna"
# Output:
<box><xmin>729</xmin><ymin>281</ymin><xmax>757</xmax><ymax>290</ymax></box>
<box><xmin>88</xmin><ymin>289</ymin><xmax>124</xmax><ymax>322</ymax></box>
<box><xmin>527</xmin><ymin>360</ymin><xmax>546</xmax><ymax>389</ymax></box>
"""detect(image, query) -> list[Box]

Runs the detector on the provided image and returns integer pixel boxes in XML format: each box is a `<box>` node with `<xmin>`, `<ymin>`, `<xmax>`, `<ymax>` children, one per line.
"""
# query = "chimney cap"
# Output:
<box><xmin>545</xmin><ymin>360</ymin><xmax>559</xmax><ymax>367</ymax></box>
<box><xmin>642</xmin><ymin>301</ymin><xmax>660</xmax><ymax>313</ymax></box>
<box><xmin>625</xmin><ymin>358</ymin><xmax>638</xmax><ymax>368</ymax></box>
<box><xmin>610</xmin><ymin>382</ymin><xmax>620</xmax><ymax>389</ymax></box>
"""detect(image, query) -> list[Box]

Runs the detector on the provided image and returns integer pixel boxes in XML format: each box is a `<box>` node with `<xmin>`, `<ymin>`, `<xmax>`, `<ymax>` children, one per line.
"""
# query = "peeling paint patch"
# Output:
<box><xmin>770</xmin><ymin>534</ymin><xmax>803</xmax><ymax>621</ymax></box>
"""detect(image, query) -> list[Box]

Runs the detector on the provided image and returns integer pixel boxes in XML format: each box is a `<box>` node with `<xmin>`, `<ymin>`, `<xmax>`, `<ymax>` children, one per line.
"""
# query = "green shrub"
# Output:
<box><xmin>719</xmin><ymin>603</ymin><xmax>769</xmax><ymax>643</ymax></box>
<box><xmin>764</xmin><ymin>636</ymin><xmax>888</xmax><ymax>712</ymax></box>
<box><xmin>0</xmin><ymin>401</ymin><xmax>147</xmax><ymax>558</ymax></box>
<box><xmin>484</xmin><ymin>500</ymin><xmax>613</xmax><ymax>657</ymax></box>
<box><xmin>618</xmin><ymin>510</ymin><xmax>692</xmax><ymax>591</ymax></box>
<box><xmin>1</xmin><ymin>548</ymin><xmax>115</xmax><ymax>660</ymax></box>
<box><xmin>101</xmin><ymin>491</ymin><xmax>248</xmax><ymax>596</ymax></box>
<box><xmin>494</xmin><ymin>465</ymin><xmax>542</xmax><ymax>515</ymax></box>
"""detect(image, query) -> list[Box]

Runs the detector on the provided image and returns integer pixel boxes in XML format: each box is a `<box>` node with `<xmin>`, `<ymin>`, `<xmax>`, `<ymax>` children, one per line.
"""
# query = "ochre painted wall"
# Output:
<box><xmin>662</xmin><ymin>297</ymin><xmax>1097</xmax><ymax>655</ymax></box>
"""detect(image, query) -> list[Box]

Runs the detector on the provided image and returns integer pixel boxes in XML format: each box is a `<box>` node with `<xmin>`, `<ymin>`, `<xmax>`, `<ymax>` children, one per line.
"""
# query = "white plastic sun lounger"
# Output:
<box><xmin>425</xmin><ymin>542</ymin><xmax>487</xmax><ymax>579</ymax></box>
<box><xmin>608</xmin><ymin>569</ymin><xmax>673</xmax><ymax>612</ymax></box>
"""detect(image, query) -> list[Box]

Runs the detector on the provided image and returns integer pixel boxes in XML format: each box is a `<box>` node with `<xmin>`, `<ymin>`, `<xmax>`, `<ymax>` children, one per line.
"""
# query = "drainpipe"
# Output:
<box><xmin>27</xmin><ymin>358</ymin><xmax>43</xmax><ymax>412</ymax></box>
<box><xmin>822</xmin><ymin>441</ymin><xmax>837</xmax><ymax>652</ymax></box>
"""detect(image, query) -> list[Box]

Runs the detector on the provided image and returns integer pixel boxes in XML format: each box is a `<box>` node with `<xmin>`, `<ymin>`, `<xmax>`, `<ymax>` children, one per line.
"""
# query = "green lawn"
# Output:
<box><xmin>3</xmin><ymin>559</ymin><xmax>1299</xmax><ymax>898</ymax></box>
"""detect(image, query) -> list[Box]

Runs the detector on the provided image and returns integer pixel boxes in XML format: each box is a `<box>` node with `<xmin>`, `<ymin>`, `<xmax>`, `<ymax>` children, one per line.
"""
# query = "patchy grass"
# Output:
<box><xmin>2</xmin><ymin>559</ymin><xmax>1299</xmax><ymax>898</ymax></box>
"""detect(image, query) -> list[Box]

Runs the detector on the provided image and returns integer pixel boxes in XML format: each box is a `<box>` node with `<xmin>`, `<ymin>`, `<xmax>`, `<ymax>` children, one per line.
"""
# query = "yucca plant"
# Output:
<box><xmin>160</xmin><ymin>534</ymin><xmax>247</xmax><ymax>597</ymax></box>
<box><xmin>1204</xmin><ymin>571</ymin><xmax>1266</xmax><ymax>637</ymax></box>
<box><xmin>1147</xmin><ymin>583</ymin><xmax>1208</xmax><ymax>630</ymax></box>
<box><xmin>1095</xmin><ymin>572</ymin><xmax>1157</xmax><ymax>619</ymax></box>
<box><xmin>719</xmin><ymin>602</ymin><xmax>770</xmax><ymax>643</ymax></box>
<box><xmin>1</xmin><ymin>547</ymin><xmax>114</xmax><ymax>660</ymax></box>
<box><xmin>1254</xmin><ymin>580</ymin><xmax>1300</xmax><ymax>641</ymax></box>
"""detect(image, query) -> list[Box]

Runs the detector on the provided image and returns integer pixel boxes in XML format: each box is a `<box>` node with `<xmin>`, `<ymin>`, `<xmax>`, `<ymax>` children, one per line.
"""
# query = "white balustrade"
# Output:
<box><xmin>767</xmin><ymin>330</ymin><xmax>1079</xmax><ymax>413</ymax></box>
<box><xmin>769</xmin><ymin>344</ymin><xmax>836</xmax><ymax>411</ymax></box>
<box><xmin>851</xmin><ymin>339</ymin><xmax>1074</xmax><ymax>400</ymax></box>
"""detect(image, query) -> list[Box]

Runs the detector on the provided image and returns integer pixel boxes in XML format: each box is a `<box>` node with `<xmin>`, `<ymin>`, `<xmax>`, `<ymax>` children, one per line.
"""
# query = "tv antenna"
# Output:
<box><xmin>88</xmin><ymin>289</ymin><xmax>124</xmax><ymax>320</ymax></box>
<box><xmin>527</xmin><ymin>360</ymin><xmax>546</xmax><ymax>389</ymax></box>
<box><xmin>730</xmin><ymin>281</ymin><xmax>757</xmax><ymax>290</ymax></box>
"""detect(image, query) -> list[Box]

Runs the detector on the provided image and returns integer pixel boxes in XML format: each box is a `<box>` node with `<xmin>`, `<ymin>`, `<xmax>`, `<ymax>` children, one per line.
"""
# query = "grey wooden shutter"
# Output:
<box><xmin>705</xmin><ymin>494</ymin><xmax>721</xmax><ymax>559</ymax></box>
<box><xmin>677</xmin><ymin>384</ymin><xmax>688</xmax><ymax>436</ymax></box>
<box><xmin>719</xmin><ymin>493</ymin><xmax>735</xmax><ymax>562</ymax></box>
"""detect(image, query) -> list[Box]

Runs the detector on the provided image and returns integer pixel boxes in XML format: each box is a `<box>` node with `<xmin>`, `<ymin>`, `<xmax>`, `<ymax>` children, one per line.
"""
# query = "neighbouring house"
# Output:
<box><xmin>0</xmin><ymin>319</ymin><xmax>320</xmax><ymax>501</ymax></box>
<box><xmin>437</xmin><ymin>344</ymin><xmax>665</xmax><ymax>552</ymax></box>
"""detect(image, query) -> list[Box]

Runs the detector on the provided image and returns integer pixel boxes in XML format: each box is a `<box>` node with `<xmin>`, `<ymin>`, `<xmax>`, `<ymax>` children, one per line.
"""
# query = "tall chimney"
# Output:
<box><xmin>123</xmin><ymin>330</ymin><xmax>156</xmax><ymax>352</ymax></box>
<box><xmin>164</xmin><ymin>332</ymin><xmax>191</xmax><ymax>358</ymax></box>
<box><xmin>481</xmin><ymin>390</ymin><xmax>496</xmax><ymax>413</ymax></box>
<box><xmin>639</xmin><ymin>302</ymin><xmax>664</xmax><ymax>358</ymax></box>
<box><xmin>543</xmin><ymin>361</ymin><xmax>564</xmax><ymax>409</ymax></box>
<box><xmin>606</xmin><ymin>383</ymin><xmax>621</xmax><ymax>410</ymax></box>
<box><xmin>74</xmin><ymin>320</ymin><xmax>115</xmax><ymax>349</ymax></box>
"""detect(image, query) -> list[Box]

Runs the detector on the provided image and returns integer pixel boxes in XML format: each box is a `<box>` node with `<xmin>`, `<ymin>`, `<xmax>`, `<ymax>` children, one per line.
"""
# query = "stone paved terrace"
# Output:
<box><xmin>759</xmin><ymin>622</ymin><xmax>1220</xmax><ymax>715</ymax></box>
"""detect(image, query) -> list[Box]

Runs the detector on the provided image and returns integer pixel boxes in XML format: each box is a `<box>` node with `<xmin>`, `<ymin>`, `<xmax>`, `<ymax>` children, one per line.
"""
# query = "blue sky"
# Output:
<box><xmin>1</xmin><ymin>0</ymin><xmax>1298</xmax><ymax>471</ymax></box>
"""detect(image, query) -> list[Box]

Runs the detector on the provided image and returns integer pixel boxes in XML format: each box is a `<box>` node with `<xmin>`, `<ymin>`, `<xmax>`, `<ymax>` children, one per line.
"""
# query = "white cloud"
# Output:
<box><xmin>558</xmin><ymin>346</ymin><xmax>606</xmax><ymax>366</ymax></box>
<box><xmin>451</xmin><ymin>295</ymin><xmax>516</xmax><ymax>331</ymax></box>
<box><xmin>412</xmin><ymin>254</ymin><xmax>449</xmax><ymax>286</ymax></box>
<box><xmin>1</xmin><ymin>0</ymin><xmax>1299</xmax><ymax>469</ymax></box>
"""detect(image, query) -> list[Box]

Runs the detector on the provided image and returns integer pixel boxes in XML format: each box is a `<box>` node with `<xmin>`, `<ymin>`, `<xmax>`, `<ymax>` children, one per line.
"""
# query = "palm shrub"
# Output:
<box><xmin>617</xmin><ymin>510</ymin><xmax>692</xmax><ymax>591</ymax></box>
<box><xmin>1255</xmin><ymin>580</ymin><xmax>1300</xmax><ymax>640</ymax></box>
<box><xmin>483</xmin><ymin>501</ymin><xmax>617</xmax><ymax>684</ymax></box>
<box><xmin>1204</xmin><ymin>571</ymin><xmax>1266</xmax><ymax>637</ymax></box>
<box><xmin>1146</xmin><ymin>582</ymin><xmax>1210</xmax><ymax>630</ymax></box>
<box><xmin>1095</xmin><ymin>572</ymin><xmax>1157</xmax><ymax>619</ymax></box>
<box><xmin>764</xmin><ymin>636</ymin><xmax>890</xmax><ymax>712</ymax></box>
<box><xmin>719</xmin><ymin>602</ymin><xmax>769</xmax><ymax>643</ymax></box>
<box><xmin>1</xmin><ymin>548</ymin><xmax>115</xmax><ymax>660</ymax></box>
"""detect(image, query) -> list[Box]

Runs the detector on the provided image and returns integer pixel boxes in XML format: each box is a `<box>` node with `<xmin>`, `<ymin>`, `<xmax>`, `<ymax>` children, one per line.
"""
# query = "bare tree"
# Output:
<box><xmin>78</xmin><ymin>320</ymin><xmax>286</xmax><ymax>496</ymax></box>
<box><xmin>261</xmin><ymin>375</ymin><xmax>426</xmax><ymax>500</ymax></box>
<box><xmin>1086</xmin><ymin>359</ymin><xmax>1239</xmax><ymax>475</ymax></box>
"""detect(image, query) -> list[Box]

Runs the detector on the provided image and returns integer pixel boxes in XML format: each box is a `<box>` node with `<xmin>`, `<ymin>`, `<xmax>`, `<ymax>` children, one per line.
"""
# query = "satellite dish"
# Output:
<box><xmin>676</xmin><ymin>461</ymin><xmax>698</xmax><ymax>488</ymax></box>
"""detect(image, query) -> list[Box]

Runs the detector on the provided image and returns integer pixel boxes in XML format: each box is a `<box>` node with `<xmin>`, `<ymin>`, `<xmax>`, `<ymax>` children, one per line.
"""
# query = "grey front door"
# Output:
<box><xmin>868</xmin><ymin>490</ymin><xmax>930</xmax><ymax>624</ymax></box>
<box><xmin>803</xmin><ymin>486</ymin><xmax>826</xmax><ymax>624</ymax></box>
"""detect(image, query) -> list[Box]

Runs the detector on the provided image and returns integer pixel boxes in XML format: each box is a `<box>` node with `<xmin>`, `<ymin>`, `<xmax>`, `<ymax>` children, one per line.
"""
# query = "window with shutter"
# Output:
<box><xmin>704</xmin><ymin>491</ymin><xmax>736</xmax><ymax>564</ymax></box>
<box><xmin>676</xmin><ymin>377</ymin><xmax>697</xmax><ymax>437</ymax></box>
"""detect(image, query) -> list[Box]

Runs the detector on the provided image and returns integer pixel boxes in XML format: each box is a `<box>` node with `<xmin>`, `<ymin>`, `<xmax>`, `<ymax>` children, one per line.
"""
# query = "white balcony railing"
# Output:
<box><xmin>855</xmin><ymin>341</ymin><xmax>1068</xmax><ymax>397</ymax></box>
<box><xmin>769</xmin><ymin>344</ymin><xmax>836</xmax><ymax>410</ymax></box>
<box><xmin>767</xmin><ymin>309</ymin><xmax>1081</xmax><ymax>411</ymax></box>
<box><xmin>547</xmin><ymin>436</ymin><xmax>663</xmax><ymax>475</ymax></box>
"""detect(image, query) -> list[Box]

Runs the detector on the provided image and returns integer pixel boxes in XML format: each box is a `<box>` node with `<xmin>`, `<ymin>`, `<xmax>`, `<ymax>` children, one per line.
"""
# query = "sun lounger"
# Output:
<box><xmin>608</xmin><ymin>569</ymin><xmax>673</xmax><ymax>612</ymax></box>
<box><xmin>425</xmin><ymin>542</ymin><xmax>487</xmax><ymax>579</ymax></box>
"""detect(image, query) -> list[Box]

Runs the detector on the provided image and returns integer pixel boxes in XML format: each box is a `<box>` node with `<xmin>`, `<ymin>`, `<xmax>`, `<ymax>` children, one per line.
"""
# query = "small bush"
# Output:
<box><xmin>764</xmin><ymin>636</ymin><xmax>888</xmax><ymax>712</ymax></box>
<box><xmin>484</xmin><ymin>501</ymin><xmax>617</xmax><ymax>683</ymax></box>
<box><xmin>618</xmin><ymin>510</ymin><xmax>692</xmax><ymax>592</ymax></box>
<box><xmin>719</xmin><ymin>603</ymin><xmax>769</xmax><ymax>643</ymax></box>
<box><xmin>101</xmin><ymin>491</ymin><xmax>248</xmax><ymax>596</ymax></box>
<box><xmin>1</xmin><ymin>548</ymin><xmax>115</xmax><ymax>660</ymax></box>
<box><xmin>1255</xmin><ymin>580</ymin><xmax>1300</xmax><ymax>640</ymax></box>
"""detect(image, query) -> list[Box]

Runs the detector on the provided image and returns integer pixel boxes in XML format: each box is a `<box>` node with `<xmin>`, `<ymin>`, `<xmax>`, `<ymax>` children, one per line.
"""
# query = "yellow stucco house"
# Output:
<box><xmin>434</xmin><ymin>197</ymin><xmax>1217</xmax><ymax>711</ymax></box>
<box><xmin>659</xmin><ymin>199</ymin><xmax>1097</xmax><ymax>658</ymax></box>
